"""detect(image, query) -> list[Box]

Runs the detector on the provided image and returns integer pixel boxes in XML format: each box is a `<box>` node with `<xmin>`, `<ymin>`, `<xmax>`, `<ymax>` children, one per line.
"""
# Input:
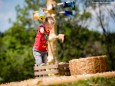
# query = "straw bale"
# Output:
<box><xmin>69</xmin><ymin>55</ymin><xmax>108</xmax><ymax>75</ymax></box>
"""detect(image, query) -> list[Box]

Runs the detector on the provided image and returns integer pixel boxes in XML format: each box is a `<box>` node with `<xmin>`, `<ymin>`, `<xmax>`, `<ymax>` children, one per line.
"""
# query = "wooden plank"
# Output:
<box><xmin>34</xmin><ymin>65</ymin><xmax>58</xmax><ymax>70</ymax></box>
<box><xmin>58</xmin><ymin>63</ymin><xmax>70</xmax><ymax>76</ymax></box>
<box><xmin>34</xmin><ymin>70</ymin><xmax>58</xmax><ymax>76</ymax></box>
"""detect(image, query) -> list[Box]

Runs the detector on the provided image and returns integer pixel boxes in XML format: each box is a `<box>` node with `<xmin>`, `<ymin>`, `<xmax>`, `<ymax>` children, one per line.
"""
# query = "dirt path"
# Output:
<box><xmin>1</xmin><ymin>71</ymin><xmax>115</xmax><ymax>86</ymax></box>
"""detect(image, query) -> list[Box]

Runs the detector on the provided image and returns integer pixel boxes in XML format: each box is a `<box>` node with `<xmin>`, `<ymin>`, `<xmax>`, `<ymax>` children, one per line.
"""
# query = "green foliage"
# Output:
<box><xmin>106</xmin><ymin>33</ymin><xmax>115</xmax><ymax>70</ymax></box>
<box><xmin>57</xmin><ymin>22</ymin><xmax>105</xmax><ymax>62</ymax></box>
<box><xmin>0</xmin><ymin>26</ymin><xmax>35</xmax><ymax>83</ymax></box>
<box><xmin>80</xmin><ymin>11</ymin><xmax>92</xmax><ymax>20</ymax></box>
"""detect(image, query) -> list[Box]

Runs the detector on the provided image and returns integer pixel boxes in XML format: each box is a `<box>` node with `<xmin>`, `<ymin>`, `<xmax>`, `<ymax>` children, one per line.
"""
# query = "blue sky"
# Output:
<box><xmin>0</xmin><ymin>0</ymin><xmax>24</xmax><ymax>32</ymax></box>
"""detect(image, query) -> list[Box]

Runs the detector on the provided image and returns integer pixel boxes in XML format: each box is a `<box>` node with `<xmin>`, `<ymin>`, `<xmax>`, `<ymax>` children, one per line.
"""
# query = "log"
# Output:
<box><xmin>1</xmin><ymin>71</ymin><xmax>115</xmax><ymax>86</ymax></box>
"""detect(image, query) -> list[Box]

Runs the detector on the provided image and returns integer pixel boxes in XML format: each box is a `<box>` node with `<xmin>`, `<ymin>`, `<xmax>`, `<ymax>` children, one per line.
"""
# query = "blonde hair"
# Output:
<box><xmin>45</xmin><ymin>17</ymin><xmax>55</xmax><ymax>25</ymax></box>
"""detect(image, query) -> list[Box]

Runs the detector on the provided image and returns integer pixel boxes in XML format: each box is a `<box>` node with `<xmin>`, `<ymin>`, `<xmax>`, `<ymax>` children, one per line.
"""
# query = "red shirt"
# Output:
<box><xmin>33</xmin><ymin>25</ymin><xmax>49</xmax><ymax>52</ymax></box>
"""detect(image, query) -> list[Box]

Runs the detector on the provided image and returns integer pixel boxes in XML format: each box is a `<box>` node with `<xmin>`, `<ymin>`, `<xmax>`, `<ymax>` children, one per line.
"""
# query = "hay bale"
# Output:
<box><xmin>69</xmin><ymin>55</ymin><xmax>108</xmax><ymax>75</ymax></box>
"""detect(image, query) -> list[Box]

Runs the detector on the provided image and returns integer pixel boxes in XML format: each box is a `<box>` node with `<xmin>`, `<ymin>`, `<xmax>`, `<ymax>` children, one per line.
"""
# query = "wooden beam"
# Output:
<box><xmin>34</xmin><ymin>65</ymin><xmax>58</xmax><ymax>70</ymax></box>
<box><xmin>46</xmin><ymin>0</ymin><xmax>58</xmax><ymax>64</ymax></box>
<box><xmin>1</xmin><ymin>71</ymin><xmax>115</xmax><ymax>86</ymax></box>
<box><xmin>34</xmin><ymin>70</ymin><xmax>58</xmax><ymax>76</ymax></box>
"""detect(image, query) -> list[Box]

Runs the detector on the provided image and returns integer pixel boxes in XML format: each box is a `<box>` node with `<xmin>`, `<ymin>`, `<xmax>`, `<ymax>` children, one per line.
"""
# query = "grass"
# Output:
<box><xmin>54</xmin><ymin>77</ymin><xmax>115</xmax><ymax>86</ymax></box>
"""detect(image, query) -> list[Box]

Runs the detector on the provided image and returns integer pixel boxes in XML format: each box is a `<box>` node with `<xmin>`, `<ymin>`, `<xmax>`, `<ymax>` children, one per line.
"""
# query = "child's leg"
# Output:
<box><xmin>41</xmin><ymin>51</ymin><xmax>48</xmax><ymax>64</ymax></box>
<box><xmin>33</xmin><ymin>49</ymin><xmax>42</xmax><ymax>65</ymax></box>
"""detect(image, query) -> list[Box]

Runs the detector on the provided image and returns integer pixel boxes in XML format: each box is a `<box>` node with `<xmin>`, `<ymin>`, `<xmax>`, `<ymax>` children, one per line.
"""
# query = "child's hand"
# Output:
<box><xmin>48</xmin><ymin>34</ymin><xmax>64</xmax><ymax>42</ymax></box>
<box><xmin>40</xmin><ymin>27</ymin><xmax>44</xmax><ymax>33</ymax></box>
<box><xmin>58</xmin><ymin>34</ymin><xmax>64</xmax><ymax>43</ymax></box>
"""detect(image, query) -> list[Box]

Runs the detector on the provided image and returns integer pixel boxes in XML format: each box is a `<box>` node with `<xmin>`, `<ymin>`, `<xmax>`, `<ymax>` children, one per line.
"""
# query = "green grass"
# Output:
<box><xmin>54</xmin><ymin>77</ymin><xmax>115</xmax><ymax>86</ymax></box>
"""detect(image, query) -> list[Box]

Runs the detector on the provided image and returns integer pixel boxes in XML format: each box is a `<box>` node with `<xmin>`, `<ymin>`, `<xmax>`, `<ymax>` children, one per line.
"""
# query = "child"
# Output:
<box><xmin>33</xmin><ymin>16</ymin><xmax>64</xmax><ymax>66</ymax></box>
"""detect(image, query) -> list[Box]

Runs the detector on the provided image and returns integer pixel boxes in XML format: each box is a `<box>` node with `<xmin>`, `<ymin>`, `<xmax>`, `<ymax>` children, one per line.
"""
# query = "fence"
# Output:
<box><xmin>34</xmin><ymin>63</ymin><xmax>70</xmax><ymax>77</ymax></box>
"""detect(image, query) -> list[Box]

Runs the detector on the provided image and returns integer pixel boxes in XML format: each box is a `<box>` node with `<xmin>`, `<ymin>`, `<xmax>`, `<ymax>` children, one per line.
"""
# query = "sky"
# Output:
<box><xmin>0</xmin><ymin>0</ymin><xmax>24</xmax><ymax>32</ymax></box>
<box><xmin>87</xmin><ymin>3</ymin><xmax>115</xmax><ymax>33</ymax></box>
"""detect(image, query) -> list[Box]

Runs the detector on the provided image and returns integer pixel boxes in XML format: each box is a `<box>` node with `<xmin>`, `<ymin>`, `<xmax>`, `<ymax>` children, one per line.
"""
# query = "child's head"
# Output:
<box><xmin>44</xmin><ymin>17</ymin><xmax>55</xmax><ymax>32</ymax></box>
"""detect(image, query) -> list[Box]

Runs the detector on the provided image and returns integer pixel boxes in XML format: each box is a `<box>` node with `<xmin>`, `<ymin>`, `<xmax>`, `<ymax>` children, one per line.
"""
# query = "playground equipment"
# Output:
<box><xmin>33</xmin><ymin>8</ymin><xmax>45</xmax><ymax>21</ymax></box>
<box><xmin>34</xmin><ymin>63</ymin><xmax>70</xmax><ymax>77</ymax></box>
<box><xmin>33</xmin><ymin>0</ymin><xmax>75</xmax><ymax>77</ymax></box>
<box><xmin>33</xmin><ymin>0</ymin><xmax>109</xmax><ymax>78</ymax></box>
<box><xmin>57</xmin><ymin>1</ymin><xmax>75</xmax><ymax>10</ymax></box>
<box><xmin>33</xmin><ymin>0</ymin><xmax>75</xmax><ymax>20</ymax></box>
<box><xmin>34</xmin><ymin>55</ymin><xmax>108</xmax><ymax>77</ymax></box>
<box><xmin>33</xmin><ymin>0</ymin><xmax>75</xmax><ymax>65</ymax></box>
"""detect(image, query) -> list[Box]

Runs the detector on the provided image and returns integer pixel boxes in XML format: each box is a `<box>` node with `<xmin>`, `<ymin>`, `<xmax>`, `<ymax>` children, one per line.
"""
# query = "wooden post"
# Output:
<box><xmin>46</xmin><ymin>0</ymin><xmax>58</xmax><ymax>64</ymax></box>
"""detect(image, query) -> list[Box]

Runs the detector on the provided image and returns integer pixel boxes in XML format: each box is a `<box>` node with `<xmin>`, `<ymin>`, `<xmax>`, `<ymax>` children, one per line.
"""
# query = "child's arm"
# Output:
<box><xmin>48</xmin><ymin>34</ymin><xmax>64</xmax><ymax>42</ymax></box>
